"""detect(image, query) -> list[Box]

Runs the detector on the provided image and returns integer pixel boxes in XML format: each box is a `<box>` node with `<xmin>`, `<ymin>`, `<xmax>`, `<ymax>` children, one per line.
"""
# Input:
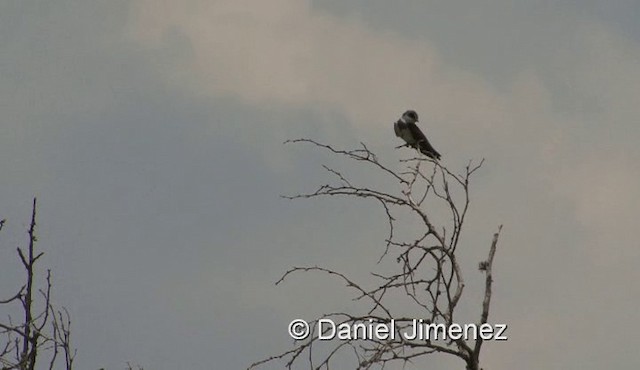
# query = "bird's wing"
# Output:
<box><xmin>393</xmin><ymin>121</ymin><xmax>401</xmax><ymax>137</ymax></box>
<box><xmin>420</xmin><ymin>139</ymin><xmax>441</xmax><ymax>159</ymax></box>
<box><xmin>408</xmin><ymin>122</ymin><xmax>441</xmax><ymax>159</ymax></box>
<box><xmin>407</xmin><ymin>122</ymin><xmax>428</xmax><ymax>143</ymax></box>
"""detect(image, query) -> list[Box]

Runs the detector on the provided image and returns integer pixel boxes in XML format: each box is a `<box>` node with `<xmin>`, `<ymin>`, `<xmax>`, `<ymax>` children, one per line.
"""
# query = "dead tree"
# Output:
<box><xmin>249</xmin><ymin>139</ymin><xmax>503</xmax><ymax>370</ymax></box>
<box><xmin>0</xmin><ymin>198</ymin><xmax>75</xmax><ymax>370</ymax></box>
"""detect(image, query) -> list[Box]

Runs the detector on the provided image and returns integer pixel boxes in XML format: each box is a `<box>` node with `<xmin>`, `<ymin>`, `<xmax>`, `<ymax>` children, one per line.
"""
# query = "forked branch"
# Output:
<box><xmin>0</xmin><ymin>198</ymin><xmax>76</xmax><ymax>370</ymax></box>
<box><xmin>250</xmin><ymin>140</ymin><xmax>502</xmax><ymax>370</ymax></box>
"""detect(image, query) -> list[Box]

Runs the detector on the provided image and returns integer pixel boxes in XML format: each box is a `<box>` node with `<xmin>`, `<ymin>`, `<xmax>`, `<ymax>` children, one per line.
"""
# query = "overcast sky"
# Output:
<box><xmin>1</xmin><ymin>1</ymin><xmax>639</xmax><ymax>369</ymax></box>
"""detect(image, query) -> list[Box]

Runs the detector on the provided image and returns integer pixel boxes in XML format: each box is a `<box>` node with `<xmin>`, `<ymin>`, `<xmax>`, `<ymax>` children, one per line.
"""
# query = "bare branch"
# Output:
<box><xmin>473</xmin><ymin>225</ymin><xmax>503</xmax><ymax>360</ymax></box>
<box><xmin>1</xmin><ymin>198</ymin><xmax>76</xmax><ymax>370</ymax></box>
<box><xmin>251</xmin><ymin>140</ymin><xmax>501</xmax><ymax>370</ymax></box>
<box><xmin>285</xmin><ymin>138</ymin><xmax>409</xmax><ymax>185</ymax></box>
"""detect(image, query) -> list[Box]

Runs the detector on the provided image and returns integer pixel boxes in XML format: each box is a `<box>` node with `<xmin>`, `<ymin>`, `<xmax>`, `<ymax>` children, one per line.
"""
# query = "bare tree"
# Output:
<box><xmin>249</xmin><ymin>139</ymin><xmax>503</xmax><ymax>370</ymax></box>
<box><xmin>0</xmin><ymin>198</ymin><xmax>75</xmax><ymax>370</ymax></box>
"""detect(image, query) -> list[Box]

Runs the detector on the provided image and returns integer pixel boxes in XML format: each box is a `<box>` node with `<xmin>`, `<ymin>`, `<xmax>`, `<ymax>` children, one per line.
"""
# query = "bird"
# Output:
<box><xmin>393</xmin><ymin>110</ymin><xmax>441</xmax><ymax>160</ymax></box>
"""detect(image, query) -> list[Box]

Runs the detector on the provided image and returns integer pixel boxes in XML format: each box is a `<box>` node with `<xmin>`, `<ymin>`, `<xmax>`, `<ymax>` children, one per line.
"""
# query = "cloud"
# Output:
<box><xmin>128</xmin><ymin>0</ymin><xmax>640</xmax><ymax>338</ymax></box>
<box><xmin>551</xmin><ymin>155</ymin><xmax>640</xmax><ymax>267</ymax></box>
<box><xmin>1</xmin><ymin>1</ymin><xmax>634</xmax><ymax>368</ymax></box>
<box><xmin>539</xmin><ymin>21</ymin><xmax>640</xmax><ymax>269</ymax></box>
<box><xmin>128</xmin><ymin>0</ymin><xmax>510</xmax><ymax>137</ymax></box>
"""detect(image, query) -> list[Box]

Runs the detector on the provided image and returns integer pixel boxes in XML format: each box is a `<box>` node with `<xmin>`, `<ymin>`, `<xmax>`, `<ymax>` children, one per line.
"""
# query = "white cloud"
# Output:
<box><xmin>552</xmin><ymin>155</ymin><xmax>640</xmax><ymax>267</ymax></box>
<box><xmin>128</xmin><ymin>0</ymin><xmax>509</xmax><ymax>135</ymax></box>
<box><xmin>125</xmin><ymin>4</ymin><xmax>640</xmax><ymax>368</ymax></box>
<box><xmin>127</xmin><ymin>0</ymin><xmax>640</xmax><ymax>295</ymax></box>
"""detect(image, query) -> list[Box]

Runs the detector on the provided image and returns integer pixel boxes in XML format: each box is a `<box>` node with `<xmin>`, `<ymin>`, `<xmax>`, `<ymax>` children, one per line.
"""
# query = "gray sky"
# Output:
<box><xmin>1</xmin><ymin>0</ymin><xmax>639</xmax><ymax>369</ymax></box>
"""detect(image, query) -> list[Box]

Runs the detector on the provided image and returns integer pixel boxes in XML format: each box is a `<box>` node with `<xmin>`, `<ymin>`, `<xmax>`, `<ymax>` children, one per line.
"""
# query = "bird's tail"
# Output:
<box><xmin>418</xmin><ymin>143</ymin><xmax>441</xmax><ymax>160</ymax></box>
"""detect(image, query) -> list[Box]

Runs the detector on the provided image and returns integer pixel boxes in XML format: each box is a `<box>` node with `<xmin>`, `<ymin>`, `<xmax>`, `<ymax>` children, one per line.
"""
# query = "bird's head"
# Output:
<box><xmin>402</xmin><ymin>110</ymin><xmax>419</xmax><ymax>124</ymax></box>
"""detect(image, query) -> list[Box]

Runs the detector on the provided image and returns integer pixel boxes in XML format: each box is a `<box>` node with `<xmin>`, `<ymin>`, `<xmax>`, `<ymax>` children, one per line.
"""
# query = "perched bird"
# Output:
<box><xmin>393</xmin><ymin>110</ymin><xmax>441</xmax><ymax>160</ymax></box>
